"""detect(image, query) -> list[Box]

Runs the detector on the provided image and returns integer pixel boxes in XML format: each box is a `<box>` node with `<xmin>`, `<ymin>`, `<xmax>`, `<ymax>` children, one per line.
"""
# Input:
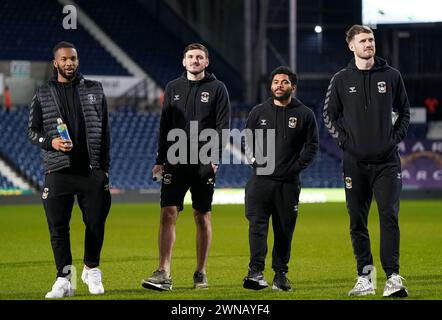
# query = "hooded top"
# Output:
<box><xmin>156</xmin><ymin>72</ymin><xmax>231</xmax><ymax>165</ymax></box>
<box><xmin>323</xmin><ymin>56</ymin><xmax>410</xmax><ymax>162</ymax></box>
<box><xmin>245</xmin><ymin>97</ymin><xmax>319</xmax><ymax>182</ymax></box>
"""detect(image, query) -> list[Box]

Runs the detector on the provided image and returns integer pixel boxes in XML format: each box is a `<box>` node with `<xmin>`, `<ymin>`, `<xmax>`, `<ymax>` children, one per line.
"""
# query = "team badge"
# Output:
<box><xmin>377</xmin><ymin>81</ymin><xmax>387</xmax><ymax>94</ymax></box>
<box><xmin>288</xmin><ymin>117</ymin><xmax>298</xmax><ymax>128</ymax></box>
<box><xmin>163</xmin><ymin>174</ymin><xmax>172</xmax><ymax>185</ymax></box>
<box><xmin>88</xmin><ymin>94</ymin><xmax>97</xmax><ymax>104</ymax></box>
<box><xmin>345</xmin><ymin>177</ymin><xmax>353</xmax><ymax>189</ymax></box>
<box><xmin>201</xmin><ymin>92</ymin><xmax>210</xmax><ymax>103</ymax></box>
<box><xmin>42</xmin><ymin>188</ymin><xmax>49</xmax><ymax>199</ymax></box>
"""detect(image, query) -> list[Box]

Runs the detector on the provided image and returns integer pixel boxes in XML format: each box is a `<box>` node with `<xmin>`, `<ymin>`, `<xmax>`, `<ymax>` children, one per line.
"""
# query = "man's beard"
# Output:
<box><xmin>272</xmin><ymin>89</ymin><xmax>292</xmax><ymax>101</ymax></box>
<box><xmin>57</xmin><ymin>66</ymin><xmax>77</xmax><ymax>81</ymax></box>
<box><xmin>357</xmin><ymin>49</ymin><xmax>375</xmax><ymax>60</ymax></box>
<box><xmin>188</xmin><ymin>66</ymin><xmax>205</xmax><ymax>76</ymax></box>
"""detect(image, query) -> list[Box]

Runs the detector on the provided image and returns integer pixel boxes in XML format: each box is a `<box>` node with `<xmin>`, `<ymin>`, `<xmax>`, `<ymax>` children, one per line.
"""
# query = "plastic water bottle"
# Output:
<box><xmin>153</xmin><ymin>170</ymin><xmax>163</xmax><ymax>182</ymax></box>
<box><xmin>56</xmin><ymin>118</ymin><xmax>72</xmax><ymax>147</ymax></box>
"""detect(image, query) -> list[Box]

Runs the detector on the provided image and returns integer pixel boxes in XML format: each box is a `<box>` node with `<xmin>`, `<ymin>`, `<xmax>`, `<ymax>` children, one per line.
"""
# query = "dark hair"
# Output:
<box><xmin>53</xmin><ymin>41</ymin><xmax>77</xmax><ymax>58</ymax></box>
<box><xmin>345</xmin><ymin>25</ymin><xmax>373</xmax><ymax>44</ymax></box>
<box><xmin>269</xmin><ymin>66</ymin><xmax>297</xmax><ymax>86</ymax></box>
<box><xmin>183</xmin><ymin>43</ymin><xmax>209</xmax><ymax>59</ymax></box>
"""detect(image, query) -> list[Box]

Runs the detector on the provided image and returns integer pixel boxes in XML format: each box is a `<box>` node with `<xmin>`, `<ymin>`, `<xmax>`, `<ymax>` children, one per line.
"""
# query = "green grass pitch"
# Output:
<box><xmin>0</xmin><ymin>200</ymin><xmax>441</xmax><ymax>300</ymax></box>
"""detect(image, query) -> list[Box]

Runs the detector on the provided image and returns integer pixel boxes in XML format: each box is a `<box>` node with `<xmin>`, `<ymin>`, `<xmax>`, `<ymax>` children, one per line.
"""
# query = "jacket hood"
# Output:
<box><xmin>347</xmin><ymin>56</ymin><xmax>389</xmax><ymax>72</ymax></box>
<box><xmin>263</xmin><ymin>96</ymin><xmax>304</xmax><ymax>110</ymax></box>
<box><xmin>180</xmin><ymin>71</ymin><xmax>217</xmax><ymax>84</ymax></box>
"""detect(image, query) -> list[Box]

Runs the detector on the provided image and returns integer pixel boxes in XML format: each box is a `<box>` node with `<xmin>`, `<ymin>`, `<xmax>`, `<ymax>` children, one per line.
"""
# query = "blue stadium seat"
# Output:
<box><xmin>0</xmin><ymin>0</ymin><xmax>129</xmax><ymax>75</ymax></box>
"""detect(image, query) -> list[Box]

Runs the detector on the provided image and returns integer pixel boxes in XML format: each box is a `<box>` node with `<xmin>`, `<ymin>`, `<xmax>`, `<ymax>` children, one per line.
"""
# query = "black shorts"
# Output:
<box><xmin>160</xmin><ymin>163</ymin><xmax>216</xmax><ymax>212</ymax></box>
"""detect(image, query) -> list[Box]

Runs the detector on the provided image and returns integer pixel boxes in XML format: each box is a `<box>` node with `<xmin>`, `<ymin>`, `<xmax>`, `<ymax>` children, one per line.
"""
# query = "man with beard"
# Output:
<box><xmin>142</xmin><ymin>43</ymin><xmax>230</xmax><ymax>291</ymax></box>
<box><xmin>243</xmin><ymin>66</ymin><xmax>318</xmax><ymax>291</ymax></box>
<box><xmin>28</xmin><ymin>41</ymin><xmax>111</xmax><ymax>298</ymax></box>
<box><xmin>323</xmin><ymin>25</ymin><xmax>410</xmax><ymax>297</ymax></box>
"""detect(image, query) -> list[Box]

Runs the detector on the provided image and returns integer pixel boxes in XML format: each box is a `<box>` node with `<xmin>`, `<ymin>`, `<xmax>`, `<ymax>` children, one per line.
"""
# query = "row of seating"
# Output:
<box><xmin>0</xmin><ymin>174</ymin><xmax>16</xmax><ymax>189</ymax></box>
<box><xmin>0</xmin><ymin>0</ymin><xmax>129</xmax><ymax>75</ymax></box>
<box><xmin>1</xmin><ymin>105</ymin><xmax>429</xmax><ymax>191</ymax></box>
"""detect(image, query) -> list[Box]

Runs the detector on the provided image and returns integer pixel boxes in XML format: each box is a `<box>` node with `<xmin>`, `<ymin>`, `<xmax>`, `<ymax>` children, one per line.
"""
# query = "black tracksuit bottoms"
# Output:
<box><xmin>245</xmin><ymin>175</ymin><xmax>300</xmax><ymax>273</ymax></box>
<box><xmin>42</xmin><ymin>169</ymin><xmax>111</xmax><ymax>278</ymax></box>
<box><xmin>343</xmin><ymin>152</ymin><xmax>402</xmax><ymax>277</ymax></box>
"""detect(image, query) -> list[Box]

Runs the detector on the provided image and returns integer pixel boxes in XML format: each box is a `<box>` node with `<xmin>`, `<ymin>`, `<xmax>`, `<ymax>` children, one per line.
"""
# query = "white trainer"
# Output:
<box><xmin>383</xmin><ymin>274</ymin><xmax>408</xmax><ymax>297</ymax></box>
<box><xmin>45</xmin><ymin>277</ymin><xmax>74</xmax><ymax>299</ymax></box>
<box><xmin>348</xmin><ymin>275</ymin><xmax>375</xmax><ymax>296</ymax></box>
<box><xmin>81</xmin><ymin>267</ymin><xmax>104</xmax><ymax>295</ymax></box>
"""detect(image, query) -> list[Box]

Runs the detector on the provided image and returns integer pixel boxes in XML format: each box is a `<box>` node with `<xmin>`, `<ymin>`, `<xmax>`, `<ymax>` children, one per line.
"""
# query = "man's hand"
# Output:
<box><xmin>52</xmin><ymin>137</ymin><xmax>73</xmax><ymax>152</ymax></box>
<box><xmin>152</xmin><ymin>164</ymin><xmax>164</xmax><ymax>180</ymax></box>
<box><xmin>211</xmin><ymin>163</ymin><xmax>219</xmax><ymax>174</ymax></box>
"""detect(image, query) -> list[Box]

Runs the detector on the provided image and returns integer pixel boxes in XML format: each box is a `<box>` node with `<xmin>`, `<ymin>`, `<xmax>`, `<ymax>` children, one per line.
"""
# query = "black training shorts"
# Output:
<box><xmin>160</xmin><ymin>163</ymin><xmax>216</xmax><ymax>212</ymax></box>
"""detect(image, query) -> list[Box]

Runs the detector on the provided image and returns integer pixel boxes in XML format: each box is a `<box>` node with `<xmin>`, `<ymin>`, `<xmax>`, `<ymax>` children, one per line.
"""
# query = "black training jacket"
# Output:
<box><xmin>28</xmin><ymin>74</ymin><xmax>110</xmax><ymax>173</ymax></box>
<box><xmin>323</xmin><ymin>56</ymin><xmax>410</xmax><ymax>162</ymax></box>
<box><xmin>245</xmin><ymin>97</ymin><xmax>319</xmax><ymax>182</ymax></box>
<box><xmin>156</xmin><ymin>72</ymin><xmax>231</xmax><ymax>165</ymax></box>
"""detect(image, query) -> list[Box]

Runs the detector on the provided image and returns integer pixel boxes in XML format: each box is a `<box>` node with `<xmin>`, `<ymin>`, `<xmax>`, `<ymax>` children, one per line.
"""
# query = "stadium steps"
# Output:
<box><xmin>0</xmin><ymin>156</ymin><xmax>34</xmax><ymax>191</ymax></box>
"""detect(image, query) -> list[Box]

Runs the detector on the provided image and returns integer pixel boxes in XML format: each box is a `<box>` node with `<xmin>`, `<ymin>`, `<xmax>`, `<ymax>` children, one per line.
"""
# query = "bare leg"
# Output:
<box><xmin>194</xmin><ymin>210</ymin><xmax>212</xmax><ymax>273</ymax></box>
<box><xmin>158</xmin><ymin>206</ymin><xmax>179</xmax><ymax>276</ymax></box>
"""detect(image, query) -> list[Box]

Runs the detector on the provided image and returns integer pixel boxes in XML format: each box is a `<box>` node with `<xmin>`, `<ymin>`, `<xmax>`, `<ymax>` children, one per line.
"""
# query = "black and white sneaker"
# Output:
<box><xmin>272</xmin><ymin>272</ymin><xmax>292</xmax><ymax>292</ymax></box>
<box><xmin>383</xmin><ymin>274</ymin><xmax>408</xmax><ymax>298</ymax></box>
<box><xmin>243</xmin><ymin>267</ymin><xmax>268</xmax><ymax>290</ymax></box>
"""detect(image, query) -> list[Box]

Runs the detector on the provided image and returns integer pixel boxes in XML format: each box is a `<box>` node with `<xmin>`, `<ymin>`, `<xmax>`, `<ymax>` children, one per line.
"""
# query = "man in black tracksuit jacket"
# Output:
<box><xmin>243</xmin><ymin>66</ymin><xmax>318</xmax><ymax>291</ymax></box>
<box><xmin>142</xmin><ymin>43</ymin><xmax>231</xmax><ymax>291</ymax></box>
<box><xmin>28</xmin><ymin>42</ymin><xmax>111</xmax><ymax>298</ymax></box>
<box><xmin>323</xmin><ymin>25</ymin><xmax>410</xmax><ymax>297</ymax></box>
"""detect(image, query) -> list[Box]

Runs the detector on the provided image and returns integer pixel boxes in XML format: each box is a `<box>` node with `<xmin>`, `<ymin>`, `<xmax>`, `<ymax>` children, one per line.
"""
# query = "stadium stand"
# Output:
<box><xmin>0</xmin><ymin>105</ymin><xmax>368</xmax><ymax>190</ymax></box>
<box><xmin>0</xmin><ymin>174</ymin><xmax>16</xmax><ymax>189</ymax></box>
<box><xmin>0</xmin><ymin>0</ymin><xmax>129</xmax><ymax>75</ymax></box>
<box><xmin>73</xmin><ymin>0</ymin><xmax>243</xmax><ymax>100</ymax></box>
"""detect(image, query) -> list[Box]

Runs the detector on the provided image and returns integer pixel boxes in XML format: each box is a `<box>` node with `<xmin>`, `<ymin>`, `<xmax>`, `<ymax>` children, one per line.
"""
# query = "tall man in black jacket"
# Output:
<box><xmin>142</xmin><ymin>43</ymin><xmax>231</xmax><ymax>291</ymax></box>
<box><xmin>243</xmin><ymin>66</ymin><xmax>318</xmax><ymax>291</ymax></box>
<box><xmin>28</xmin><ymin>42</ymin><xmax>111</xmax><ymax>298</ymax></box>
<box><xmin>323</xmin><ymin>25</ymin><xmax>410</xmax><ymax>297</ymax></box>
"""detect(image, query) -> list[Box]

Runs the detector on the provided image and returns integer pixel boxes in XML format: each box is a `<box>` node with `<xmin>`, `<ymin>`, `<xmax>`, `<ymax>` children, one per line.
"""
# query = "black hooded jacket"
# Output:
<box><xmin>245</xmin><ymin>97</ymin><xmax>319</xmax><ymax>182</ymax></box>
<box><xmin>156</xmin><ymin>72</ymin><xmax>231</xmax><ymax>165</ymax></box>
<box><xmin>323</xmin><ymin>56</ymin><xmax>410</xmax><ymax>162</ymax></box>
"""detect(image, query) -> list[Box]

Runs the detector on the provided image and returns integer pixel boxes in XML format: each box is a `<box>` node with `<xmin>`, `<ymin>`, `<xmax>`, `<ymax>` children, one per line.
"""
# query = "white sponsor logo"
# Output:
<box><xmin>349</xmin><ymin>87</ymin><xmax>357</xmax><ymax>93</ymax></box>
<box><xmin>260</xmin><ymin>119</ymin><xmax>267</xmax><ymax>126</ymax></box>
<box><xmin>174</xmin><ymin>95</ymin><xmax>180</xmax><ymax>101</ymax></box>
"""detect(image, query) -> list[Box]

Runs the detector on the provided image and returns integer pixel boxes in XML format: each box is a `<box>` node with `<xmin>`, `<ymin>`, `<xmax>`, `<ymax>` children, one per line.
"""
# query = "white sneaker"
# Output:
<box><xmin>45</xmin><ymin>277</ymin><xmax>74</xmax><ymax>299</ymax></box>
<box><xmin>81</xmin><ymin>267</ymin><xmax>104</xmax><ymax>295</ymax></box>
<box><xmin>348</xmin><ymin>275</ymin><xmax>375</xmax><ymax>296</ymax></box>
<box><xmin>383</xmin><ymin>274</ymin><xmax>408</xmax><ymax>297</ymax></box>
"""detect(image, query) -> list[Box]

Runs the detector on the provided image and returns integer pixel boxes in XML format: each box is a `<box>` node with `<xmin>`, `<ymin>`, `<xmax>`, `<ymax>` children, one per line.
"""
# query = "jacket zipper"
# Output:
<box><xmin>77</xmin><ymin>82</ymin><xmax>93</xmax><ymax>170</ymax></box>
